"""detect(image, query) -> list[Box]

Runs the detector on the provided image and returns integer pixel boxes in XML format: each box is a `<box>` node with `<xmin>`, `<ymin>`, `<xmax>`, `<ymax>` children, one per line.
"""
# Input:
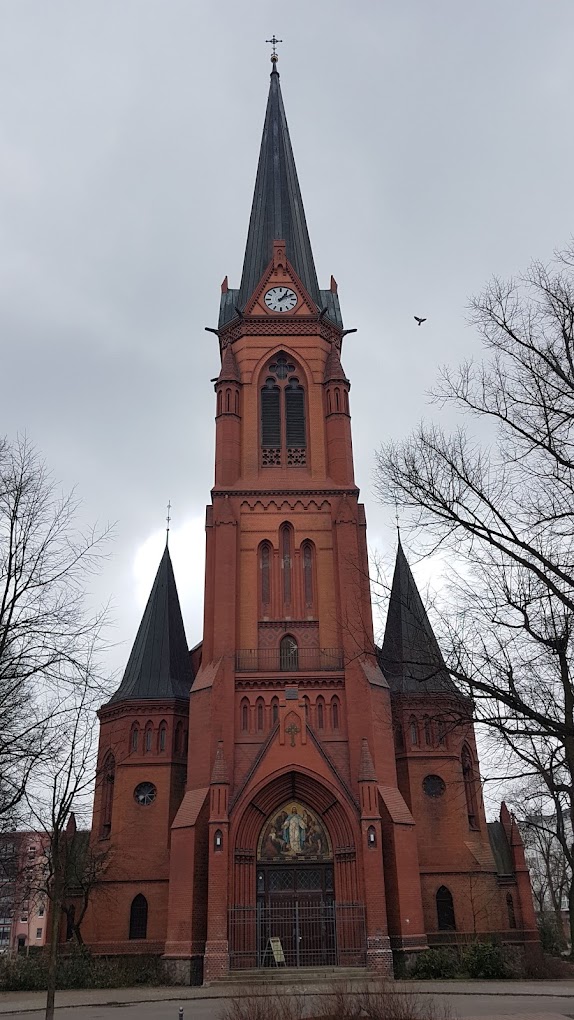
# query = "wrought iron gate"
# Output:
<box><xmin>228</xmin><ymin>902</ymin><xmax>366</xmax><ymax>970</ymax></box>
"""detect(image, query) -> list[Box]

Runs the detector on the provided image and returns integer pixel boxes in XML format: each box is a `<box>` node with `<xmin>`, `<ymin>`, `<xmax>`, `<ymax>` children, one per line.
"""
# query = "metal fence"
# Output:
<box><xmin>235</xmin><ymin>648</ymin><xmax>344</xmax><ymax>673</ymax></box>
<box><xmin>228</xmin><ymin>901</ymin><xmax>366</xmax><ymax>970</ymax></box>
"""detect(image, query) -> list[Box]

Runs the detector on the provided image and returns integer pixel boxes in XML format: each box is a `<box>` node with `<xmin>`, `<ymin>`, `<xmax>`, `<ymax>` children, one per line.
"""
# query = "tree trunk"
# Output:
<box><xmin>567</xmin><ymin>873</ymin><xmax>574</xmax><ymax>959</ymax></box>
<box><xmin>45</xmin><ymin>840</ymin><xmax>63</xmax><ymax>1020</ymax></box>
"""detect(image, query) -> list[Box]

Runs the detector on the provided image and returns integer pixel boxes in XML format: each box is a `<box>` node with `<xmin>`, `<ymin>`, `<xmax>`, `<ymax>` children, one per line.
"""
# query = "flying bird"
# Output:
<box><xmin>414</xmin><ymin>316</ymin><xmax>427</xmax><ymax>326</ymax></box>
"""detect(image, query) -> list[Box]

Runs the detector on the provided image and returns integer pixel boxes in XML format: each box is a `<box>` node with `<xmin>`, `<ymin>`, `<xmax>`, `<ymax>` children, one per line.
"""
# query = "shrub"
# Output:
<box><xmin>461</xmin><ymin>942</ymin><xmax>507</xmax><ymax>979</ymax></box>
<box><xmin>0</xmin><ymin>949</ymin><xmax>167</xmax><ymax>992</ymax></box>
<box><xmin>411</xmin><ymin>948</ymin><xmax>459</xmax><ymax>979</ymax></box>
<box><xmin>219</xmin><ymin>990</ymin><xmax>304</xmax><ymax>1020</ymax></box>
<box><xmin>537</xmin><ymin>913</ymin><xmax>567</xmax><ymax>957</ymax></box>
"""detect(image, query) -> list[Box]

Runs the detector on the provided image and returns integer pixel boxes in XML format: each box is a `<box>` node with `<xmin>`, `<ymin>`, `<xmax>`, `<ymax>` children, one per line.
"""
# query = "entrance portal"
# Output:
<box><xmin>257</xmin><ymin>863</ymin><xmax>335</xmax><ymax>967</ymax></box>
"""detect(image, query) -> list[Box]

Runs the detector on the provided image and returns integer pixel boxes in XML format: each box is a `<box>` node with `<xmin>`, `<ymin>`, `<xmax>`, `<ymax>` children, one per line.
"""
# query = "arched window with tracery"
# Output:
<box><xmin>129</xmin><ymin>894</ymin><xmax>148</xmax><ymax>940</ymax></box>
<box><xmin>280</xmin><ymin>635</ymin><xmax>298</xmax><ymax>671</ymax></box>
<box><xmin>271</xmin><ymin>697</ymin><xmax>279</xmax><ymax>724</ymax></box>
<box><xmin>462</xmin><ymin>744</ymin><xmax>479</xmax><ymax>828</ymax></box>
<box><xmin>260</xmin><ymin>353</ymin><xmax>307</xmax><ymax>467</ymax></box>
<box><xmin>241</xmin><ymin>698</ymin><xmax>249</xmax><ymax>732</ymax></box>
<box><xmin>316</xmin><ymin>696</ymin><xmax>325</xmax><ymax>730</ymax></box>
<box><xmin>260</xmin><ymin>542</ymin><xmax>272</xmax><ymax>613</ymax></box>
<box><xmin>436</xmin><ymin>886</ymin><xmax>456</xmax><ymax>930</ymax></box>
<box><xmin>302</xmin><ymin>541</ymin><xmax>315</xmax><ymax>611</ymax></box>
<box><xmin>256</xmin><ymin>698</ymin><xmax>264</xmax><ymax>732</ymax></box>
<box><xmin>331</xmin><ymin>696</ymin><xmax>340</xmax><ymax>730</ymax></box>
<box><xmin>101</xmin><ymin>752</ymin><xmax>115</xmax><ymax>839</ymax></box>
<box><xmin>409</xmin><ymin>716</ymin><xmax>419</xmax><ymax>746</ymax></box>
<box><xmin>281</xmin><ymin>523</ymin><xmax>293</xmax><ymax>606</ymax></box>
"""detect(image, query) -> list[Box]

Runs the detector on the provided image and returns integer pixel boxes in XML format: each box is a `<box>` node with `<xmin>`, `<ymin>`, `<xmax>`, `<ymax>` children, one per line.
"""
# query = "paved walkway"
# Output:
<box><xmin>2</xmin><ymin>980</ymin><xmax>574</xmax><ymax>1018</ymax></box>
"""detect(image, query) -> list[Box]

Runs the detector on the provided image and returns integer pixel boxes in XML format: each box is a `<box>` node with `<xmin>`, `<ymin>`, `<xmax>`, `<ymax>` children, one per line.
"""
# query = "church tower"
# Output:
<box><xmin>163</xmin><ymin>53</ymin><xmax>427</xmax><ymax>981</ymax></box>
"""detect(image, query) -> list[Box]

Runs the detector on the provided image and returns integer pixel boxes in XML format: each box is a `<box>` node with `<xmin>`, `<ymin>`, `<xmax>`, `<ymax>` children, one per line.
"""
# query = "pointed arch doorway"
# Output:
<box><xmin>256</xmin><ymin>801</ymin><xmax>335</xmax><ymax>966</ymax></box>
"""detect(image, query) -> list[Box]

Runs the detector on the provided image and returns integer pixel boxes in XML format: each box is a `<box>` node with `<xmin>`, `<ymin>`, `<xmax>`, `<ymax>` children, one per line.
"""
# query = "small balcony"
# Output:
<box><xmin>235</xmin><ymin>647</ymin><xmax>344</xmax><ymax>673</ymax></box>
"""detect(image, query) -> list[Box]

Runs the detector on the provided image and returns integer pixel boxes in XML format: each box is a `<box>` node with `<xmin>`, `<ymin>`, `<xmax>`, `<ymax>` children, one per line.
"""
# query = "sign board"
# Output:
<box><xmin>267</xmin><ymin>936</ymin><xmax>286</xmax><ymax>965</ymax></box>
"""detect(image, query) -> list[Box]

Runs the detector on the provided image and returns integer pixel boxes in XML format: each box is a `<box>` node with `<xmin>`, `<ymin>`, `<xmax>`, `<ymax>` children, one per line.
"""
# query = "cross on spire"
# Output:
<box><xmin>166</xmin><ymin>501</ymin><xmax>172</xmax><ymax>545</ymax></box>
<box><xmin>266</xmin><ymin>35</ymin><xmax>283</xmax><ymax>65</ymax></box>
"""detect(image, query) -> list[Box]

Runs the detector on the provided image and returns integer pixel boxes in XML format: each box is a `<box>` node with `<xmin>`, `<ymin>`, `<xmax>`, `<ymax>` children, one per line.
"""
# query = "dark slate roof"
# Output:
<box><xmin>487</xmin><ymin>821</ymin><xmax>514</xmax><ymax>877</ymax></box>
<box><xmin>235</xmin><ymin>66</ymin><xmax>321</xmax><ymax>318</ymax></box>
<box><xmin>378</xmin><ymin>538</ymin><xmax>459</xmax><ymax>695</ymax></box>
<box><xmin>109</xmin><ymin>545</ymin><xmax>193</xmax><ymax>704</ymax></box>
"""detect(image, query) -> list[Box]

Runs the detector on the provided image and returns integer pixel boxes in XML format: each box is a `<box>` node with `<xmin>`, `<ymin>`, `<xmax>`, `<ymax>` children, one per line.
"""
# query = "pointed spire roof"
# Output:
<box><xmin>237</xmin><ymin>65</ymin><xmax>320</xmax><ymax>313</ymax></box>
<box><xmin>324</xmin><ymin>344</ymin><xmax>349</xmax><ymax>384</ymax></box>
<box><xmin>358</xmin><ymin>738</ymin><xmax>377</xmax><ymax>782</ymax></box>
<box><xmin>379</xmin><ymin>539</ymin><xmax>459</xmax><ymax>695</ymax></box>
<box><xmin>217</xmin><ymin>344</ymin><xmax>240</xmax><ymax>383</ymax></box>
<box><xmin>109</xmin><ymin>546</ymin><xmax>193</xmax><ymax>704</ymax></box>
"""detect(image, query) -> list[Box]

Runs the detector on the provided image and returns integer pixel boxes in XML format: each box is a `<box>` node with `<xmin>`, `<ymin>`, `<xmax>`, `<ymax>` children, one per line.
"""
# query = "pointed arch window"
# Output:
<box><xmin>395</xmin><ymin>722</ymin><xmax>405</xmax><ymax>751</ymax></box>
<box><xmin>271</xmin><ymin>697</ymin><xmax>279</xmax><ymax>724</ymax></box>
<box><xmin>260</xmin><ymin>542</ymin><xmax>272</xmax><ymax>612</ymax></box>
<box><xmin>506</xmin><ymin>892</ymin><xmax>517</xmax><ymax>929</ymax></box>
<box><xmin>331</xmin><ymin>696</ymin><xmax>340</xmax><ymax>731</ymax></box>
<box><xmin>281</xmin><ymin>524</ymin><xmax>293</xmax><ymax>606</ymax></box>
<box><xmin>256</xmin><ymin>698</ymin><xmax>264</xmax><ymax>732</ymax></box>
<box><xmin>158</xmin><ymin>721</ymin><xmax>167</xmax><ymax>753</ymax></box>
<box><xmin>280</xmin><ymin>635</ymin><xmax>298</xmax><ymax>672</ymax></box>
<box><xmin>144</xmin><ymin>723</ymin><xmax>153</xmax><ymax>754</ymax></box>
<box><xmin>316</xmin><ymin>696</ymin><xmax>325</xmax><ymax>730</ymax></box>
<box><xmin>423</xmin><ymin>715</ymin><xmax>432</xmax><ymax>746</ymax></box>
<box><xmin>409</xmin><ymin>716</ymin><xmax>419</xmax><ymax>746</ymax></box>
<box><xmin>302</xmin><ymin>541</ymin><xmax>314</xmax><ymax>610</ymax></box>
<box><xmin>436</xmin><ymin>886</ymin><xmax>456</xmax><ymax>930</ymax></box>
<box><xmin>130</xmin><ymin>725</ymin><xmax>139</xmax><ymax>753</ymax></box>
<box><xmin>101</xmin><ymin>753</ymin><xmax>115</xmax><ymax>839</ymax></box>
<box><xmin>129</xmin><ymin>894</ymin><xmax>148</xmax><ymax>940</ymax></box>
<box><xmin>241</xmin><ymin>698</ymin><xmax>249</xmax><ymax>732</ymax></box>
<box><xmin>261</xmin><ymin>354</ymin><xmax>306</xmax><ymax>467</ymax></box>
<box><xmin>462</xmin><ymin>744</ymin><xmax>479</xmax><ymax>829</ymax></box>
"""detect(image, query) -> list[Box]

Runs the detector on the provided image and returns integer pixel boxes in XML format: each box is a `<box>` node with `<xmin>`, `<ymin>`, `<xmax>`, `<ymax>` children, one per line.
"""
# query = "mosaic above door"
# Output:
<box><xmin>258</xmin><ymin>801</ymin><xmax>332</xmax><ymax>861</ymax></box>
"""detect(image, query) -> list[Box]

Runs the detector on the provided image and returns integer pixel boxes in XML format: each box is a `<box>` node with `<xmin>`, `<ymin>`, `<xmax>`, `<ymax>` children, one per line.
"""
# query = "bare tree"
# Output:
<box><xmin>0</xmin><ymin>435</ymin><xmax>111</xmax><ymax>819</ymax></box>
<box><xmin>375</xmin><ymin>245</ymin><xmax>574</xmax><ymax>946</ymax></box>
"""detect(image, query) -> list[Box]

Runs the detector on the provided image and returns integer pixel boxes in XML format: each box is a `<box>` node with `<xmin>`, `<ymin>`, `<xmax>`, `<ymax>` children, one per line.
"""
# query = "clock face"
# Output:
<box><xmin>264</xmin><ymin>287</ymin><xmax>297</xmax><ymax>313</ymax></box>
<box><xmin>134</xmin><ymin>781</ymin><xmax>157</xmax><ymax>806</ymax></box>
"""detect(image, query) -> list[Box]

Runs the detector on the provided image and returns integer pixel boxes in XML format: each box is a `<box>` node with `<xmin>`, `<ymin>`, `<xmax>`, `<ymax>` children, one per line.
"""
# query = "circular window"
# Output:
<box><xmin>423</xmin><ymin>774</ymin><xmax>446</xmax><ymax>798</ymax></box>
<box><xmin>134</xmin><ymin>782</ymin><xmax>157</xmax><ymax>806</ymax></box>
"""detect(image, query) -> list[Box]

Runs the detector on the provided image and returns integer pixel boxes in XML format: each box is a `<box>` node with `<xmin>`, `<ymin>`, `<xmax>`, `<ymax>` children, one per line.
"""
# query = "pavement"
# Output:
<box><xmin>1</xmin><ymin>980</ymin><xmax>574</xmax><ymax>1019</ymax></box>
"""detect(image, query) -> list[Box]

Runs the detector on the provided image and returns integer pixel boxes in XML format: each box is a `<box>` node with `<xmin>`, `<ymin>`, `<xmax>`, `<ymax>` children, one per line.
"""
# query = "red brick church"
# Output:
<box><xmin>84</xmin><ymin>55</ymin><xmax>538</xmax><ymax>981</ymax></box>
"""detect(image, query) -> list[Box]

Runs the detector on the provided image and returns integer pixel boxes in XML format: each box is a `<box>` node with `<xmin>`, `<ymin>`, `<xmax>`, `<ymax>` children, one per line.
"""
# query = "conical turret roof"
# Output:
<box><xmin>109</xmin><ymin>545</ymin><xmax>193</xmax><ymax>704</ymax></box>
<box><xmin>379</xmin><ymin>539</ymin><xmax>458</xmax><ymax>695</ymax></box>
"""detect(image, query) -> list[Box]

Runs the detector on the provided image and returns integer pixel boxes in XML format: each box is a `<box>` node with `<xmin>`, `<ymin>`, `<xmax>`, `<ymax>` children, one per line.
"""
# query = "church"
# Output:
<box><xmin>83</xmin><ymin>53</ymin><xmax>539</xmax><ymax>982</ymax></box>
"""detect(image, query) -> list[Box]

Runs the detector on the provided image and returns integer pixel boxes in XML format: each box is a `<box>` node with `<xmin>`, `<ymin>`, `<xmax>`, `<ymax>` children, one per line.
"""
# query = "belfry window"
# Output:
<box><xmin>261</xmin><ymin>354</ymin><xmax>307</xmax><ymax>467</ymax></box>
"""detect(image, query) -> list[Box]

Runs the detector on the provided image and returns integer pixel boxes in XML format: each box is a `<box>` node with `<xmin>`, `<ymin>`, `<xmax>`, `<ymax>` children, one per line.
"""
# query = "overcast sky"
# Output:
<box><xmin>2</xmin><ymin>0</ymin><xmax>573</xmax><ymax>688</ymax></box>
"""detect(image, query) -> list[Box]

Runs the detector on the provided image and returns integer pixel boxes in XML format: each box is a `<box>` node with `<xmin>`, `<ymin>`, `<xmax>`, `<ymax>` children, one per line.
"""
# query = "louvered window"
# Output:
<box><xmin>261</xmin><ymin>381</ymin><xmax>280</xmax><ymax>447</ymax></box>
<box><xmin>285</xmin><ymin>380</ymin><xmax>306</xmax><ymax>446</ymax></box>
<box><xmin>260</xmin><ymin>354</ymin><xmax>307</xmax><ymax>466</ymax></box>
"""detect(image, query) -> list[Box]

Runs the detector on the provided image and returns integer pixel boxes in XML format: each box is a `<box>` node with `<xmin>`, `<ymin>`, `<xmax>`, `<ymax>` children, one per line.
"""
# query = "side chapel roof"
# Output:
<box><xmin>378</xmin><ymin>538</ymin><xmax>459</xmax><ymax>696</ymax></box>
<box><xmin>109</xmin><ymin>545</ymin><xmax>193</xmax><ymax>704</ymax></box>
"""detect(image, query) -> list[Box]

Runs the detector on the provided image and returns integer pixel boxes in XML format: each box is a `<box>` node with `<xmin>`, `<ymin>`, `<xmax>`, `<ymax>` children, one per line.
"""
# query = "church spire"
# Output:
<box><xmin>237</xmin><ymin>62</ymin><xmax>321</xmax><ymax>312</ymax></box>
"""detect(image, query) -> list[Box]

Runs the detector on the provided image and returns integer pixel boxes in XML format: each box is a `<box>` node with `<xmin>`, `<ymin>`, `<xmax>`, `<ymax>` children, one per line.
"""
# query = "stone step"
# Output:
<box><xmin>222</xmin><ymin>966</ymin><xmax>368</xmax><ymax>985</ymax></box>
